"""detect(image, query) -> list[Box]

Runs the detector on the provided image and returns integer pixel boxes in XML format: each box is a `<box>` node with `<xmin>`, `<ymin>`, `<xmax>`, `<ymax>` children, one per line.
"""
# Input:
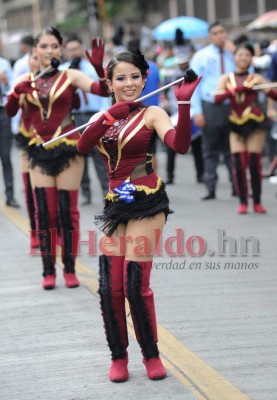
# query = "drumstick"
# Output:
<box><xmin>137</xmin><ymin>76</ymin><xmax>185</xmax><ymax>102</ymax></box>
<box><xmin>212</xmin><ymin>81</ymin><xmax>277</xmax><ymax>95</ymax></box>
<box><xmin>39</xmin><ymin>76</ymin><xmax>186</xmax><ymax>148</ymax></box>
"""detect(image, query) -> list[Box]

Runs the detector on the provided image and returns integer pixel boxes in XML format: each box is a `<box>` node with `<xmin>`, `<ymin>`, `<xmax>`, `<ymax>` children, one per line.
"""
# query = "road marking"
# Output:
<box><xmin>1</xmin><ymin>200</ymin><xmax>250</xmax><ymax>399</ymax></box>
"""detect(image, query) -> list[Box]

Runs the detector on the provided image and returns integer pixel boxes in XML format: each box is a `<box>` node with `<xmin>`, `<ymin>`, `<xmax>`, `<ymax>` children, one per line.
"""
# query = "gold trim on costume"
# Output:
<box><xmin>26</xmin><ymin>71</ymin><xmax>71</xmax><ymax>121</ymax></box>
<box><xmin>47</xmin><ymin>72</ymin><xmax>71</xmax><ymax>118</ymax></box>
<box><xmin>229</xmin><ymin>107</ymin><xmax>265</xmax><ymax>125</ymax></box>
<box><xmin>97</xmin><ymin>142</ymin><xmax>110</xmax><ymax>162</ymax></box>
<box><xmin>243</xmin><ymin>74</ymin><xmax>259</xmax><ymax>88</ymax></box>
<box><xmin>28</xmin><ymin>134</ymin><xmax>78</xmax><ymax>150</ymax></box>
<box><xmin>227</xmin><ymin>72</ymin><xmax>259</xmax><ymax>90</ymax></box>
<box><xmin>18</xmin><ymin>124</ymin><xmax>33</xmax><ymax>138</ymax></box>
<box><xmin>115</xmin><ymin>109</ymin><xmax>145</xmax><ymax>171</ymax></box>
<box><xmin>226</xmin><ymin>73</ymin><xmax>260</xmax><ymax>104</ymax></box>
<box><xmin>120</xmin><ymin>109</ymin><xmax>145</xmax><ymax>149</ymax></box>
<box><xmin>228</xmin><ymin>72</ymin><xmax>236</xmax><ymax>90</ymax></box>
<box><xmin>97</xmin><ymin>108</ymin><xmax>146</xmax><ymax>173</ymax></box>
<box><xmin>27</xmin><ymin>72</ymin><xmax>44</xmax><ymax>120</ymax></box>
<box><xmin>146</xmin><ymin>152</ymin><xmax>153</xmax><ymax>164</ymax></box>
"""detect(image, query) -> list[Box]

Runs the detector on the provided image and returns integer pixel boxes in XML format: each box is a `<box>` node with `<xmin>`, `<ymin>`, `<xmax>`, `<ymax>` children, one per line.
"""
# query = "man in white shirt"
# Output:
<box><xmin>0</xmin><ymin>37</ymin><xmax>20</xmax><ymax>207</ymax></box>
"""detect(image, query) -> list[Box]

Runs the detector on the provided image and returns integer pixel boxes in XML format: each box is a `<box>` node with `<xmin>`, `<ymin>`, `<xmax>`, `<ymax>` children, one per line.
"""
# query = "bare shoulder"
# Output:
<box><xmin>144</xmin><ymin>105</ymin><xmax>171</xmax><ymax>130</ymax></box>
<box><xmin>145</xmin><ymin>105</ymin><xmax>168</xmax><ymax>120</ymax></box>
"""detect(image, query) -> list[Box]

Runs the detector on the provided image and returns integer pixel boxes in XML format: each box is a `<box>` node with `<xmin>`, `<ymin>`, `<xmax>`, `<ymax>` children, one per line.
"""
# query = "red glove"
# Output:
<box><xmin>234</xmin><ymin>85</ymin><xmax>254</xmax><ymax>94</ymax></box>
<box><xmin>90</xmin><ymin>81</ymin><xmax>109</xmax><ymax>97</ymax></box>
<box><xmin>6</xmin><ymin>93</ymin><xmax>20</xmax><ymax>117</ymax></box>
<box><xmin>174</xmin><ymin>75</ymin><xmax>202</xmax><ymax>101</ymax></box>
<box><xmin>14</xmin><ymin>80</ymin><xmax>37</xmax><ymax>95</ymax></box>
<box><xmin>85</xmin><ymin>37</ymin><xmax>105</xmax><ymax>79</ymax></box>
<box><xmin>106</xmin><ymin>101</ymin><xmax>142</xmax><ymax>119</ymax></box>
<box><xmin>6</xmin><ymin>81</ymin><xmax>38</xmax><ymax>117</ymax></box>
<box><xmin>214</xmin><ymin>89</ymin><xmax>234</xmax><ymax>104</ymax></box>
<box><xmin>77</xmin><ymin>101</ymin><xmax>142</xmax><ymax>153</ymax></box>
<box><xmin>266</xmin><ymin>89</ymin><xmax>277</xmax><ymax>100</ymax></box>
<box><xmin>164</xmin><ymin>72</ymin><xmax>201</xmax><ymax>154</ymax></box>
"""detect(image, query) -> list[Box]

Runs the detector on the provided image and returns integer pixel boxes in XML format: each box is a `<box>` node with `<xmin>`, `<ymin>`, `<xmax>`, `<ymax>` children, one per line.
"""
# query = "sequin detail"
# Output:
<box><xmin>101</xmin><ymin>108</ymin><xmax>142</xmax><ymax>172</ymax></box>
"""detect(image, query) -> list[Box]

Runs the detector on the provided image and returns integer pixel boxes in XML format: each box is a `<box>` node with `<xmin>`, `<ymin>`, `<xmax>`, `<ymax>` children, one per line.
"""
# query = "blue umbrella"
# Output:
<box><xmin>152</xmin><ymin>16</ymin><xmax>209</xmax><ymax>41</ymax></box>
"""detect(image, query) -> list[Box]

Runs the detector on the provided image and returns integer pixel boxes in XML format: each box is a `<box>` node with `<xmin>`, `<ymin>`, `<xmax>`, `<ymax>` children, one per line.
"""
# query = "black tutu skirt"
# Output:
<box><xmin>230</xmin><ymin>117</ymin><xmax>273</xmax><ymax>138</ymax></box>
<box><xmin>14</xmin><ymin>133</ymin><xmax>30</xmax><ymax>149</ymax></box>
<box><xmin>27</xmin><ymin>143</ymin><xmax>80</xmax><ymax>176</ymax></box>
<box><xmin>95</xmin><ymin>182</ymin><xmax>173</xmax><ymax>237</ymax></box>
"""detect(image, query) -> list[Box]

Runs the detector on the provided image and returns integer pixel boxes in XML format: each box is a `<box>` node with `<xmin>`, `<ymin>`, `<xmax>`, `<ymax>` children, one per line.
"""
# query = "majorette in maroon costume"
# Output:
<box><xmin>215</xmin><ymin>72</ymin><xmax>276</xmax><ymax>213</ymax></box>
<box><xmin>6</xmin><ymin>66</ymin><xmax>108</xmax><ymax>288</ymax></box>
<box><xmin>10</xmin><ymin>74</ymin><xmax>80</xmax><ymax>250</ymax></box>
<box><xmin>77</xmin><ymin>67</ymin><xmax>201</xmax><ymax>382</ymax></box>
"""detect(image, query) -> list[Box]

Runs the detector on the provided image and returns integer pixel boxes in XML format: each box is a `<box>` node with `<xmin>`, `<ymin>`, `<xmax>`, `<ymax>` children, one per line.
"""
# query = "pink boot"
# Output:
<box><xmin>42</xmin><ymin>273</ymin><xmax>56</xmax><ymax>290</ymax></box>
<box><xmin>63</xmin><ymin>272</ymin><xmax>80</xmax><ymax>288</ymax></box>
<box><xmin>109</xmin><ymin>356</ymin><xmax>129</xmax><ymax>382</ymax></box>
<box><xmin>237</xmin><ymin>204</ymin><xmax>248</xmax><ymax>214</ymax></box>
<box><xmin>98</xmin><ymin>255</ymin><xmax>129</xmax><ymax>380</ymax></box>
<box><xmin>143</xmin><ymin>357</ymin><xmax>167</xmax><ymax>380</ymax></box>
<box><xmin>33</xmin><ymin>187</ymin><xmax>57</xmax><ymax>289</ymax></box>
<box><xmin>249</xmin><ymin>153</ymin><xmax>266</xmax><ymax>214</ymax></box>
<box><xmin>124</xmin><ymin>260</ymin><xmax>167</xmax><ymax>380</ymax></box>
<box><xmin>253</xmin><ymin>203</ymin><xmax>266</xmax><ymax>213</ymax></box>
<box><xmin>58</xmin><ymin>190</ymin><xmax>80</xmax><ymax>285</ymax></box>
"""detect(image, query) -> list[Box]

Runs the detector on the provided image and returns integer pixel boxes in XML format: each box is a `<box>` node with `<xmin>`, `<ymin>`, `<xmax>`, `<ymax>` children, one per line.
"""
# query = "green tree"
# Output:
<box><xmin>57</xmin><ymin>0</ymin><xmax>166</xmax><ymax>34</ymax></box>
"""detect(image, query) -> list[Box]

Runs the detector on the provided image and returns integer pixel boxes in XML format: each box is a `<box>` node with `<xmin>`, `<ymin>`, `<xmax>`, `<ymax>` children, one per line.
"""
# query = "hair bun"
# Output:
<box><xmin>135</xmin><ymin>49</ymin><xmax>149</xmax><ymax>73</ymax></box>
<box><xmin>50</xmin><ymin>26</ymin><xmax>63</xmax><ymax>45</ymax></box>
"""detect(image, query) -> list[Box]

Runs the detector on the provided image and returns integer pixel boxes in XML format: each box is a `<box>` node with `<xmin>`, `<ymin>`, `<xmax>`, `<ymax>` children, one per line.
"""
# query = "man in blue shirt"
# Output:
<box><xmin>191</xmin><ymin>22</ymin><xmax>235</xmax><ymax>199</ymax></box>
<box><xmin>0</xmin><ymin>37</ymin><xmax>20</xmax><ymax>207</ymax></box>
<box><xmin>60</xmin><ymin>34</ymin><xmax>109</xmax><ymax>205</ymax></box>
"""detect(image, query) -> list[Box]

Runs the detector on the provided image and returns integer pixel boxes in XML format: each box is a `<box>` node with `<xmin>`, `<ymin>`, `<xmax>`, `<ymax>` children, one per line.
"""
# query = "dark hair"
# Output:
<box><xmin>107</xmin><ymin>50</ymin><xmax>149</xmax><ymax>80</ymax></box>
<box><xmin>234</xmin><ymin>43</ymin><xmax>255</xmax><ymax>56</ymax></box>
<box><xmin>107</xmin><ymin>50</ymin><xmax>149</xmax><ymax>104</ymax></box>
<box><xmin>233</xmin><ymin>34</ymin><xmax>249</xmax><ymax>47</ymax></box>
<box><xmin>65</xmin><ymin>33</ymin><xmax>83</xmax><ymax>46</ymax></box>
<box><xmin>127</xmin><ymin>38</ymin><xmax>141</xmax><ymax>54</ymax></box>
<box><xmin>208</xmin><ymin>21</ymin><xmax>225</xmax><ymax>32</ymax></box>
<box><xmin>259</xmin><ymin>39</ymin><xmax>270</xmax><ymax>50</ymax></box>
<box><xmin>112</xmin><ymin>26</ymin><xmax>125</xmax><ymax>46</ymax></box>
<box><xmin>34</xmin><ymin>27</ymin><xmax>63</xmax><ymax>46</ymax></box>
<box><xmin>21</xmin><ymin>35</ymin><xmax>34</xmax><ymax>47</ymax></box>
<box><xmin>175</xmin><ymin>28</ymin><xmax>185</xmax><ymax>45</ymax></box>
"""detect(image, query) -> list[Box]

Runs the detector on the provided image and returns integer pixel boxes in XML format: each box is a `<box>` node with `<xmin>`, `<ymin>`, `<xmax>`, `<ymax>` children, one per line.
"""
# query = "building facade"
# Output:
<box><xmin>0</xmin><ymin>0</ymin><xmax>276</xmax><ymax>58</ymax></box>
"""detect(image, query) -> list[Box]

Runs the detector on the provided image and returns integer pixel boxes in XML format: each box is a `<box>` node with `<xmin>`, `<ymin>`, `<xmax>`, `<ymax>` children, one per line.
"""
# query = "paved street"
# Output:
<box><xmin>0</xmin><ymin>142</ymin><xmax>277</xmax><ymax>400</ymax></box>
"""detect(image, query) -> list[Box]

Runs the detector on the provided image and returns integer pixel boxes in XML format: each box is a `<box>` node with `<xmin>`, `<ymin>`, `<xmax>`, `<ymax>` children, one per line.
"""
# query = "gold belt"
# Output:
<box><xmin>28</xmin><ymin>135</ymin><xmax>78</xmax><ymax>150</ymax></box>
